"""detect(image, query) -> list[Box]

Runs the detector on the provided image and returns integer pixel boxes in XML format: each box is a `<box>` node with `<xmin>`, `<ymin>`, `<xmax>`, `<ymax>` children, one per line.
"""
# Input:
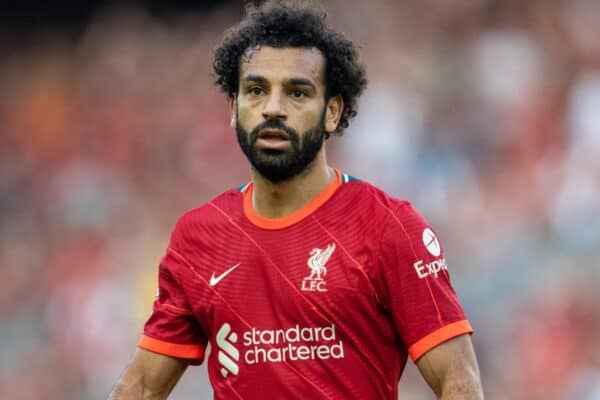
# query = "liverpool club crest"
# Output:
<box><xmin>301</xmin><ymin>243</ymin><xmax>336</xmax><ymax>292</ymax></box>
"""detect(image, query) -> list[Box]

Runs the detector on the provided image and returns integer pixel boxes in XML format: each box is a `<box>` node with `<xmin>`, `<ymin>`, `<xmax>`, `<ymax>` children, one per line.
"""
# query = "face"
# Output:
<box><xmin>232</xmin><ymin>46</ymin><xmax>342</xmax><ymax>183</ymax></box>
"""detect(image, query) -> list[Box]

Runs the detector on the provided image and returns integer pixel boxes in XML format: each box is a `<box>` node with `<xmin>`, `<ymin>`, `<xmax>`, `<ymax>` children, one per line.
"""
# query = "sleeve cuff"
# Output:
<box><xmin>138</xmin><ymin>335</ymin><xmax>206</xmax><ymax>364</ymax></box>
<box><xmin>408</xmin><ymin>320</ymin><xmax>473</xmax><ymax>362</ymax></box>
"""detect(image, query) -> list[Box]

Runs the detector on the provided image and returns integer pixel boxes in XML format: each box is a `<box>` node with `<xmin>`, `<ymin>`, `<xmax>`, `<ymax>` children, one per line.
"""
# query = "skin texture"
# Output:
<box><xmin>232</xmin><ymin>46</ymin><xmax>344</xmax><ymax>219</ymax></box>
<box><xmin>107</xmin><ymin>47</ymin><xmax>483</xmax><ymax>399</ymax></box>
<box><xmin>107</xmin><ymin>349</ymin><xmax>188</xmax><ymax>400</ymax></box>
<box><xmin>416</xmin><ymin>334</ymin><xmax>484</xmax><ymax>399</ymax></box>
<box><xmin>233</xmin><ymin>48</ymin><xmax>329</xmax><ymax>184</ymax></box>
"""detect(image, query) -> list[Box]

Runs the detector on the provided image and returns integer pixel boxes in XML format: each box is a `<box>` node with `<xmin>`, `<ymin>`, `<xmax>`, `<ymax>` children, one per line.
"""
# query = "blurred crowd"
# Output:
<box><xmin>1</xmin><ymin>0</ymin><xmax>599</xmax><ymax>399</ymax></box>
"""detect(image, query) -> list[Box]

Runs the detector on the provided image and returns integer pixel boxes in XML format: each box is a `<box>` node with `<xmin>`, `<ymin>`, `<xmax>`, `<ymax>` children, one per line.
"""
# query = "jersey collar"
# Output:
<box><xmin>242</xmin><ymin>169</ymin><xmax>342</xmax><ymax>230</ymax></box>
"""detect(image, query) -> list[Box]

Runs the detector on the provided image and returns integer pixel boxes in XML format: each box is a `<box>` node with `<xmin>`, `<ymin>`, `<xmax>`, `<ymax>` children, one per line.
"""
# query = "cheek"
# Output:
<box><xmin>236</xmin><ymin>103</ymin><xmax>259</xmax><ymax>130</ymax></box>
<box><xmin>292</xmin><ymin>107</ymin><xmax>324</xmax><ymax>131</ymax></box>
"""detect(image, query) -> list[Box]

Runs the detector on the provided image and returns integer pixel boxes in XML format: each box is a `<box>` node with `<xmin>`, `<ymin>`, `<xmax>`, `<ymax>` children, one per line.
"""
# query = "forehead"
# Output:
<box><xmin>240</xmin><ymin>46</ymin><xmax>326</xmax><ymax>85</ymax></box>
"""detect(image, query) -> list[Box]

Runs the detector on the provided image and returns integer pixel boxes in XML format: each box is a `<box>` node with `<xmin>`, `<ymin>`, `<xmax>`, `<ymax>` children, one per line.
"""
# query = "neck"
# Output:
<box><xmin>250</xmin><ymin>150</ymin><xmax>335</xmax><ymax>219</ymax></box>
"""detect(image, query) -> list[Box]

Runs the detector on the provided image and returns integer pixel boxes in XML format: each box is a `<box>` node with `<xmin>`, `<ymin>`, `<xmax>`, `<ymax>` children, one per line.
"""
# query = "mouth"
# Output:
<box><xmin>255</xmin><ymin>128</ymin><xmax>291</xmax><ymax>151</ymax></box>
<box><xmin>257</xmin><ymin>128</ymin><xmax>290</xmax><ymax>140</ymax></box>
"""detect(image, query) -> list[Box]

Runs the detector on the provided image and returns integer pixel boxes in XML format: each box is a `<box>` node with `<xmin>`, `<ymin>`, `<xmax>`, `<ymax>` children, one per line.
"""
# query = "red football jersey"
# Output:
<box><xmin>139</xmin><ymin>170</ymin><xmax>473</xmax><ymax>399</ymax></box>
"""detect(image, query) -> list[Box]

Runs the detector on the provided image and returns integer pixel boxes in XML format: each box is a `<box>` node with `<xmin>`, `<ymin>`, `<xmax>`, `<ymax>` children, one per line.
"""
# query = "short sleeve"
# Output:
<box><xmin>138</xmin><ymin>227</ymin><xmax>207</xmax><ymax>365</ymax></box>
<box><xmin>378</xmin><ymin>202</ymin><xmax>473</xmax><ymax>362</ymax></box>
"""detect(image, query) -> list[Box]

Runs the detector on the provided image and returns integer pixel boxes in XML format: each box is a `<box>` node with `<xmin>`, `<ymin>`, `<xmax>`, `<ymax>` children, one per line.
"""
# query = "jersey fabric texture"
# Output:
<box><xmin>138</xmin><ymin>170</ymin><xmax>473</xmax><ymax>399</ymax></box>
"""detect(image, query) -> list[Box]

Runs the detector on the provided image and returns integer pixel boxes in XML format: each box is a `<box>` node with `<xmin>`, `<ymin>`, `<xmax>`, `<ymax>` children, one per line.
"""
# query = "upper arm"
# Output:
<box><xmin>377</xmin><ymin>202</ymin><xmax>473</xmax><ymax>360</ymax></box>
<box><xmin>416</xmin><ymin>334</ymin><xmax>483</xmax><ymax>399</ymax></box>
<box><xmin>132</xmin><ymin>348</ymin><xmax>189</xmax><ymax>392</ymax></box>
<box><xmin>375</xmin><ymin>202</ymin><xmax>481</xmax><ymax>397</ymax></box>
<box><xmin>108</xmin><ymin>348</ymin><xmax>189</xmax><ymax>399</ymax></box>
<box><xmin>138</xmin><ymin>245</ymin><xmax>207</xmax><ymax>364</ymax></box>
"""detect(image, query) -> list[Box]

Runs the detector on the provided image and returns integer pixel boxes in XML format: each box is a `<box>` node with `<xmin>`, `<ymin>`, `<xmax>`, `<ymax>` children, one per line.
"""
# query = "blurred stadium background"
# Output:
<box><xmin>1</xmin><ymin>0</ymin><xmax>599</xmax><ymax>399</ymax></box>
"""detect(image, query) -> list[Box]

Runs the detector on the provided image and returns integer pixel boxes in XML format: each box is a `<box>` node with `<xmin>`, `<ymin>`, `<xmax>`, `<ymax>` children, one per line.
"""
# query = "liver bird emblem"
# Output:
<box><xmin>307</xmin><ymin>243</ymin><xmax>336</xmax><ymax>281</ymax></box>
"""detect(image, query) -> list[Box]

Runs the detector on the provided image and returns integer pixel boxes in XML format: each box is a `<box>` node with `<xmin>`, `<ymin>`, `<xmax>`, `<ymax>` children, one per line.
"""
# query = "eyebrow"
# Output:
<box><xmin>286</xmin><ymin>78</ymin><xmax>317</xmax><ymax>92</ymax></box>
<box><xmin>242</xmin><ymin>74</ymin><xmax>268</xmax><ymax>85</ymax></box>
<box><xmin>241</xmin><ymin>75</ymin><xmax>318</xmax><ymax>92</ymax></box>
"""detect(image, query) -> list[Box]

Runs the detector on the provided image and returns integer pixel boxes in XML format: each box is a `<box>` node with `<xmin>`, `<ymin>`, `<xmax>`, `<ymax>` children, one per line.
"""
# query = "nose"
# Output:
<box><xmin>262</xmin><ymin>89</ymin><xmax>287</xmax><ymax>120</ymax></box>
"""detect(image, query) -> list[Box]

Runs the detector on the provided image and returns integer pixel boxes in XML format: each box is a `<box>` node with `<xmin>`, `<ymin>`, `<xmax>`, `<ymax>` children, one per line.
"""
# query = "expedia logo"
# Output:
<box><xmin>413</xmin><ymin>258</ymin><xmax>448</xmax><ymax>279</ymax></box>
<box><xmin>413</xmin><ymin>228</ymin><xmax>448</xmax><ymax>279</ymax></box>
<box><xmin>422</xmin><ymin>228</ymin><xmax>441</xmax><ymax>257</ymax></box>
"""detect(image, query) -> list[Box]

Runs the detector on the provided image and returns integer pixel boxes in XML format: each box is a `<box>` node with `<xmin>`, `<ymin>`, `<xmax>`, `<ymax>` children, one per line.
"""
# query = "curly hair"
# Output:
<box><xmin>213</xmin><ymin>0</ymin><xmax>367</xmax><ymax>134</ymax></box>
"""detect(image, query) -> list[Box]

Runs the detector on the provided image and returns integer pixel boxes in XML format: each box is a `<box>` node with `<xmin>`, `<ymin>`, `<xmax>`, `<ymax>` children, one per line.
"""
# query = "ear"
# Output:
<box><xmin>325</xmin><ymin>95</ymin><xmax>343</xmax><ymax>134</ymax></box>
<box><xmin>229</xmin><ymin>96</ymin><xmax>237</xmax><ymax>128</ymax></box>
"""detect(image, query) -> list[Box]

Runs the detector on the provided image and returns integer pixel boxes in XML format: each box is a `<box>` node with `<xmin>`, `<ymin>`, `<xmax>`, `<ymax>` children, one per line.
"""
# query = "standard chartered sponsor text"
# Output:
<box><xmin>242</xmin><ymin>324</ymin><xmax>344</xmax><ymax>364</ymax></box>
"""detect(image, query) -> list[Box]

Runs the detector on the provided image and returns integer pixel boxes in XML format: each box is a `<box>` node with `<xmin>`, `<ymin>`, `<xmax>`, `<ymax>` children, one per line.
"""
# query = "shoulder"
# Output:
<box><xmin>170</xmin><ymin>188</ymin><xmax>243</xmax><ymax>243</ymax></box>
<box><xmin>337</xmin><ymin>174</ymin><xmax>415</xmax><ymax>219</ymax></box>
<box><xmin>336</xmin><ymin>175</ymin><xmax>434</xmax><ymax>249</ymax></box>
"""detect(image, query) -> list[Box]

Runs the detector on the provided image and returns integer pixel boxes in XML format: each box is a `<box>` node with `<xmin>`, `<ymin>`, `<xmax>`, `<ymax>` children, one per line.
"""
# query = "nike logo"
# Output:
<box><xmin>210</xmin><ymin>263</ymin><xmax>241</xmax><ymax>286</ymax></box>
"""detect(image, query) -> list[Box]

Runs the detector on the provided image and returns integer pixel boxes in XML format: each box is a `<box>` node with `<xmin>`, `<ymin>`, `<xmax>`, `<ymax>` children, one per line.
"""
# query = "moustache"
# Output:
<box><xmin>249</xmin><ymin>119</ymin><xmax>299</xmax><ymax>142</ymax></box>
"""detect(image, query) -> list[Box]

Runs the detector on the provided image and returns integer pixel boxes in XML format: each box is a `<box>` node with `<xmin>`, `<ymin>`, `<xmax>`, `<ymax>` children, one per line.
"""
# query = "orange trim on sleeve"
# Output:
<box><xmin>138</xmin><ymin>335</ymin><xmax>205</xmax><ymax>361</ymax></box>
<box><xmin>408</xmin><ymin>320</ymin><xmax>473</xmax><ymax>362</ymax></box>
<box><xmin>243</xmin><ymin>169</ymin><xmax>342</xmax><ymax>229</ymax></box>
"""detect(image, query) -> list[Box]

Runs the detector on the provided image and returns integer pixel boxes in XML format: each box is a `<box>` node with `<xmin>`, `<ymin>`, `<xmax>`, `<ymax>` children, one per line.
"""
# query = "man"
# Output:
<box><xmin>108</xmin><ymin>2</ymin><xmax>483</xmax><ymax>399</ymax></box>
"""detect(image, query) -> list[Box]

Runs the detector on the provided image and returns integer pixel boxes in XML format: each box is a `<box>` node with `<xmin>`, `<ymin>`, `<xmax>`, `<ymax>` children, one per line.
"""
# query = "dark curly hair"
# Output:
<box><xmin>213</xmin><ymin>0</ymin><xmax>367</xmax><ymax>134</ymax></box>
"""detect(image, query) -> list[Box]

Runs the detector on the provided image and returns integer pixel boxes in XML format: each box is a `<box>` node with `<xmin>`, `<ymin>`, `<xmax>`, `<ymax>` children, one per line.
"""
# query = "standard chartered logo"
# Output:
<box><xmin>215</xmin><ymin>323</ymin><xmax>344</xmax><ymax>378</ymax></box>
<box><xmin>243</xmin><ymin>324</ymin><xmax>344</xmax><ymax>364</ymax></box>
<box><xmin>216</xmin><ymin>323</ymin><xmax>239</xmax><ymax>378</ymax></box>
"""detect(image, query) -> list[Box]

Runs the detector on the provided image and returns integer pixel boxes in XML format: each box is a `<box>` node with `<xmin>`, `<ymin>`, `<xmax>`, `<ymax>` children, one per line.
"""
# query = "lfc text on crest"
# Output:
<box><xmin>301</xmin><ymin>243</ymin><xmax>336</xmax><ymax>292</ymax></box>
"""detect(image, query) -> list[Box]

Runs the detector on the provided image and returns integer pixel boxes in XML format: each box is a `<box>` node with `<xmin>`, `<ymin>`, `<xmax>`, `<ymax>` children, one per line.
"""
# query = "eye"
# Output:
<box><xmin>291</xmin><ymin>89</ymin><xmax>306</xmax><ymax>99</ymax></box>
<box><xmin>249</xmin><ymin>87</ymin><xmax>264</xmax><ymax>96</ymax></box>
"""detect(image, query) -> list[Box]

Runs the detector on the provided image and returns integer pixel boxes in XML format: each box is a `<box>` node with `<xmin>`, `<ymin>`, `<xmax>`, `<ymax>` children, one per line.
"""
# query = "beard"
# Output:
<box><xmin>236</xmin><ymin>110</ymin><xmax>327</xmax><ymax>183</ymax></box>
